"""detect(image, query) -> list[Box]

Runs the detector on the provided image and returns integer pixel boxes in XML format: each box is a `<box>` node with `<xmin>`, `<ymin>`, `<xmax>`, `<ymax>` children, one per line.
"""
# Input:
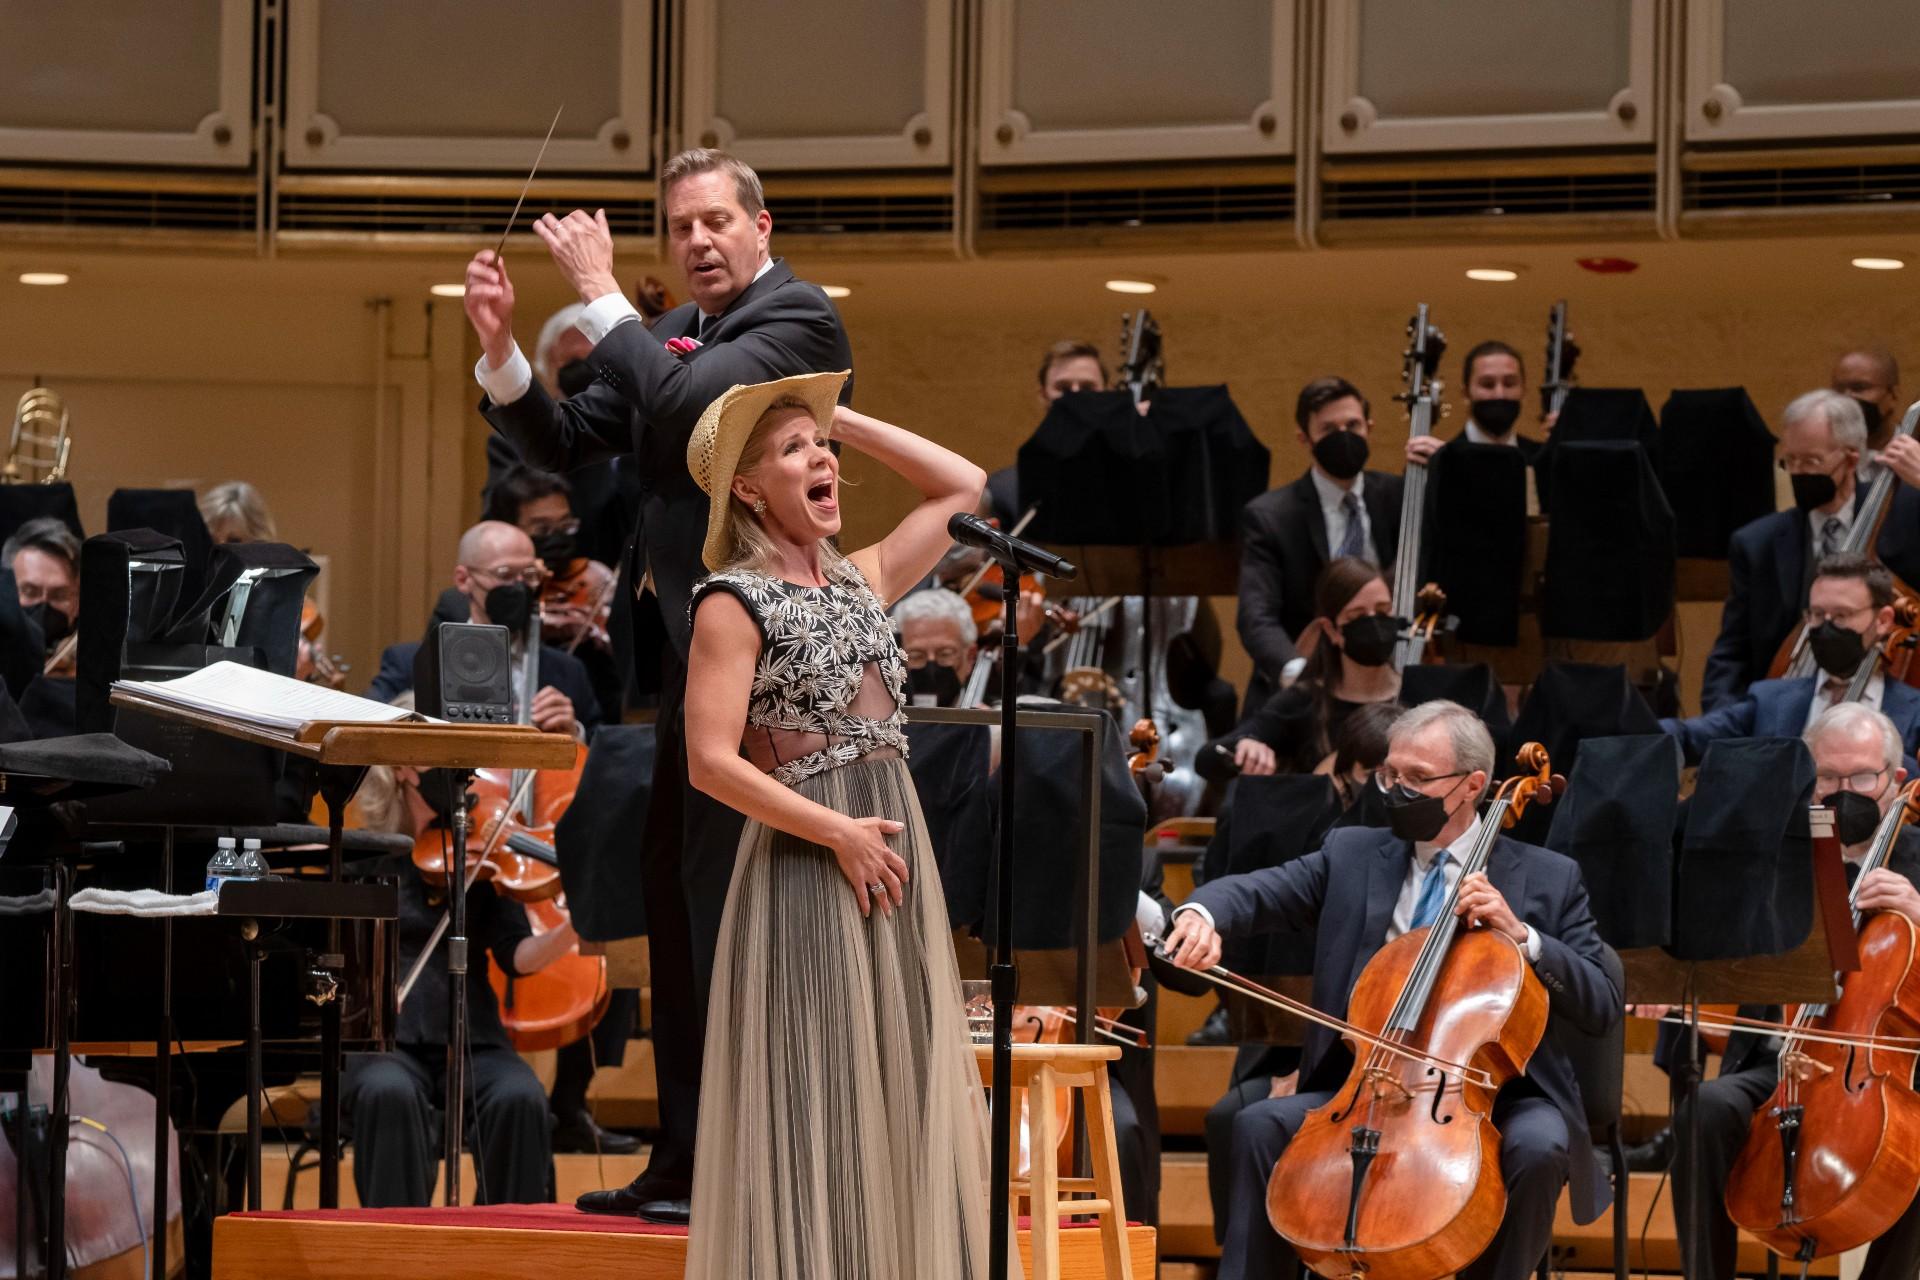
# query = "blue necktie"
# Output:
<box><xmin>1337</xmin><ymin>492</ymin><xmax>1368</xmax><ymax>561</ymax></box>
<box><xmin>1409</xmin><ymin>852</ymin><xmax>1451</xmax><ymax>930</ymax></box>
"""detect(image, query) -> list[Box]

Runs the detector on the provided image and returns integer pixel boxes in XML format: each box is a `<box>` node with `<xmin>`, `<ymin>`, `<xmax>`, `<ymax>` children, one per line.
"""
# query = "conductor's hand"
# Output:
<box><xmin>1856</xmin><ymin>867</ymin><xmax>1920</xmax><ymax>924</ymax></box>
<box><xmin>535</xmin><ymin>209</ymin><xmax>620</xmax><ymax>305</ymax></box>
<box><xmin>529</xmin><ymin>685</ymin><xmax>580</xmax><ymax>739</ymax></box>
<box><xmin>829</xmin><ymin>816</ymin><xmax>910</xmax><ymax>919</ymax></box>
<box><xmin>1234</xmin><ymin>737</ymin><xmax>1278</xmax><ymax>777</ymax></box>
<box><xmin>1882</xmin><ymin>435</ymin><xmax>1920</xmax><ymax>489</ymax></box>
<box><xmin>1454</xmin><ymin>871</ymin><xmax>1528</xmax><ymax>945</ymax></box>
<box><xmin>464</xmin><ymin>251</ymin><xmax>517</xmax><ymax>370</ymax></box>
<box><xmin>1164</xmin><ymin>908</ymin><xmax>1222</xmax><ymax>971</ymax></box>
<box><xmin>1406</xmin><ymin>435</ymin><xmax>1443</xmax><ymax>466</ymax></box>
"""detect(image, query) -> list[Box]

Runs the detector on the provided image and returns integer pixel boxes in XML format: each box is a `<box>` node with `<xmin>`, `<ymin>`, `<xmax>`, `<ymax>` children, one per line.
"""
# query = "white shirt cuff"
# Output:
<box><xmin>578</xmin><ymin>291</ymin><xmax>642</xmax><ymax>345</ymax></box>
<box><xmin>1172</xmin><ymin>902</ymin><xmax>1215</xmax><ymax>931</ymax></box>
<box><xmin>475</xmin><ymin>343</ymin><xmax>533</xmax><ymax>405</ymax></box>
<box><xmin>1523</xmin><ymin>924</ymin><xmax>1542</xmax><ymax>963</ymax></box>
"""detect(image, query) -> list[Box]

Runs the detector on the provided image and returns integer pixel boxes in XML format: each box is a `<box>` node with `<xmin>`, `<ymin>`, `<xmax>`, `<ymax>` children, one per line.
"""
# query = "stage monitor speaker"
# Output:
<box><xmin>413</xmin><ymin>621</ymin><xmax>512</xmax><ymax>723</ymax></box>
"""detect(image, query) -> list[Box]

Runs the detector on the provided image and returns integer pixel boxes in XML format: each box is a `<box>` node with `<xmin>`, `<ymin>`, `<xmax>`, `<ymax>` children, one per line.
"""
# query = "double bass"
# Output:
<box><xmin>1388</xmin><ymin>306</ymin><xmax>1449</xmax><ymax>671</ymax></box>
<box><xmin>1266</xmin><ymin>744</ymin><xmax>1562</xmax><ymax>1280</ymax></box>
<box><xmin>1725</xmin><ymin>780</ymin><xmax>1920</xmax><ymax>1264</ymax></box>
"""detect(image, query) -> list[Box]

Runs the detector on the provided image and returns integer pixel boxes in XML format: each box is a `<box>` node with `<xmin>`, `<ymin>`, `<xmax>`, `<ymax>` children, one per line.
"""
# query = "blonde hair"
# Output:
<box><xmin>354</xmin><ymin>693</ymin><xmax>417</xmax><ymax>835</ymax></box>
<box><xmin>717</xmin><ymin>396</ymin><xmax>847</xmax><ymax>575</ymax></box>
<box><xmin>199</xmin><ymin>481</ymin><xmax>277</xmax><ymax>543</ymax></box>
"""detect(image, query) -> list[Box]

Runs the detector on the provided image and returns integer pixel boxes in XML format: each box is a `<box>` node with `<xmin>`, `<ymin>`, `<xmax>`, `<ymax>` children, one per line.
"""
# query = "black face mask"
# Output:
<box><xmin>484</xmin><ymin>583</ymin><xmax>534</xmax><ymax>634</ymax></box>
<box><xmin>907</xmin><ymin>662</ymin><xmax>962</xmax><ymax>707</ymax></box>
<box><xmin>531</xmin><ymin>530</ymin><xmax>577</xmax><ymax>573</ymax></box>
<box><xmin>22</xmin><ymin>602</ymin><xmax>69</xmax><ymax>647</ymax></box>
<box><xmin>1382</xmin><ymin>781</ymin><xmax>1456</xmax><ymax>843</ymax></box>
<box><xmin>1829</xmin><ymin>787</ymin><xmax>1884</xmax><ymax>846</ymax></box>
<box><xmin>1851</xmin><ymin>396</ymin><xmax>1884</xmax><ymax>441</ymax></box>
<box><xmin>1472</xmin><ymin>398</ymin><xmax>1522</xmax><ymax>436</ymax></box>
<box><xmin>1340</xmin><ymin>613</ymin><xmax>1399</xmax><ymax>667</ymax></box>
<box><xmin>556</xmin><ymin>359</ymin><xmax>595</xmax><ymax>398</ymax></box>
<box><xmin>1791</xmin><ymin>469</ymin><xmax>1841</xmax><ymax>513</ymax></box>
<box><xmin>1312</xmin><ymin>430</ymin><xmax>1370</xmax><ymax>481</ymax></box>
<box><xmin>1808</xmin><ymin>619</ymin><xmax>1870</xmax><ymax>678</ymax></box>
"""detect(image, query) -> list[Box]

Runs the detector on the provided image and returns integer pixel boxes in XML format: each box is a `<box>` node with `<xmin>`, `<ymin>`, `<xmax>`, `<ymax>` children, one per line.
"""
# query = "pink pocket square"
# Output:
<box><xmin>664</xmin><ymin>336</ymin><xmax>702</xmax><ymax>356</ymax></box>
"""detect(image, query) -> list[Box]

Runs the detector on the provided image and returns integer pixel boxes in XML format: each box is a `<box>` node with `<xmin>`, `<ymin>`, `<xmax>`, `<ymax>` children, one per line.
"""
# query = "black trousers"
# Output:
<box><xmin>343</xmin><ymin>1045</ymin><xmax>550</xmax><ymax>1207</ymax></box>
<box><xmin>636</xmin><ymin>643</ymin><xmax>745</xmax><ymax>1193</ymax></box>
<box><xmin>550</xmin><ymin>988</ymin><xmax>641</xmax><ymax>1116</ymax></box>
<box><xmin>1674</xmin><ymin>1064</ymin><xmax>1920</xmax><ymax>1280</ymax></box>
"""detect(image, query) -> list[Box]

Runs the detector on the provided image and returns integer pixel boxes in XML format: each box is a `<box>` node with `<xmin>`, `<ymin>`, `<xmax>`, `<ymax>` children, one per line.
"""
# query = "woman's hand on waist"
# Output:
<box><xmin>827</xmin><ymin>815</ymin><xmax>910</xmax><ymax>919</ymax></box>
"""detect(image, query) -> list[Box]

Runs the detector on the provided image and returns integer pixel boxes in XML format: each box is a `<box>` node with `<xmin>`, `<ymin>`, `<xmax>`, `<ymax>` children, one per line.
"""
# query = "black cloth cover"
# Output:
<box><xmin>0</xmin><ymin>483</ymin><xmax>82</xmax><ymax>547</ymax></box>
<box><xmin>982</xmin><ymin>709</ymin><xmax>1147</xmax><ymax>949</ymax></box>
<box><xmin>1504</xmin><ymin>662</ymin><xmax>1660</xmax><ymax>844</ymax></box>
<box><xmin>1217</xmin><ymin>774</ymin><xmax>1339</xmax><ymax>977</ymax></box>
<box><xmin>167</xmin><ymin>541</ymin><xmax>318</xmax><ymax>681</ymax></box>
<box><xmin>1541</xmin><ymin>440</ymin><xmax>1676</xmax><ymax>642</ymax></box>
<box><xmin>1019</xmin><ymin>386</ymin><xmax>1270</xmax><ymax>546</ymax></box>
<box><xmin>0</xmin><ymin>732</ymin><xmax>169</xmax><ymax>799</ymax></box>
<box><xmin>1543</xmin><ymin>734</ymin><xmax>1679</xmax><ymax>949</ymax></box>
<box><xmin>16</xmin><ymin>677</ymin><xmax>72</xmax><ymax>741</ymax></box>
<box><xmin>1657</xmin><ymin>388</ymin><xmax>1778</xmax><ymax>560</ymax></box>
<box><xmin>1429</xmin><ymin>443</ymin><xmax>1530</xmax><ymax>646</ymax></box>
<box><xmin>106</xmin><ymin>490</ymin><xmax>214</xmax><ymax>610</ymax></box>
<box><xmin>0</xmin><ymin>570</ymin><xmax>48</xmax><ymax>708</ymax></box>
<box><xmin>75</xmin><ymin>531</ymin><xmax>188</xmax><ymax>734</ymax></box>
<box><xmin>553</xmin><ymin>724</ymin><xmax>654</xmax><ymax>941</ymax></box>
<box><xmin>1538</xmin><ymin>386</ymin><xmax>1660</xmax><ymax>515</ymax></box>
<box><xmin>1672</xmin><ymin>737</ymin><xmax>1816</xmax><ymax>962</ymax></box>
<box><xmin>1399</xmin><ymin>662</ymin><xmax>1512</xmax><ymax>740</ymax></box>
<box><xmin>904</xmin><ymin>719</ymin><xmax>993</xmax><ymax>930</ymax></box>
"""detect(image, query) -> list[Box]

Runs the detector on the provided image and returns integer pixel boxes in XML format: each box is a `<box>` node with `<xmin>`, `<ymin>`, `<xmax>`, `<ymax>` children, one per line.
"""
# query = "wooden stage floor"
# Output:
<box><xmin>212</xmin><ymin>1203</ymin><xmax>1157</xmax><ymax>1279</ymax></box>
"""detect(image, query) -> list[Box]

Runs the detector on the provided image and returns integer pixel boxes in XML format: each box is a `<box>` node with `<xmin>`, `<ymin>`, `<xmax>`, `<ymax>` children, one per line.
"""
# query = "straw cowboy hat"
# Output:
<box><xmin>687</xmin><ymin>369</ymin><xmax>849</xmax><ymax>571</ymax></box>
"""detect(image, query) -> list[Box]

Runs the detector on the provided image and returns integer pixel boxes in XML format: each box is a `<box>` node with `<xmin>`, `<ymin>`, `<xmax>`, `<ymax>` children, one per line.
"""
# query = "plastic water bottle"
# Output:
<box><xmin>235</xmin><ymin>837</ymin><xmax>270</xmax><ymax>881</ymax></box>
<box><xmin>204</xmin><ymin>837</ymin><xmax>240</xmax><ymax>893</ymax></box>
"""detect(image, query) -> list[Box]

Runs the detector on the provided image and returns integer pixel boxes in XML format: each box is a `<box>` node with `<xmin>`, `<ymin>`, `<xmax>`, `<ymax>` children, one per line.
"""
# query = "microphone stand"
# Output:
<box><xmin>987</xmin><ymin>548</ymin><xmax>1022</xmax><ymax>1280</ymax></box>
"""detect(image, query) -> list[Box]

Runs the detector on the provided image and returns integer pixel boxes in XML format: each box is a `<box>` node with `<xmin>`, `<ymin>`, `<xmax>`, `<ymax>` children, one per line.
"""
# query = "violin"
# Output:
<box><xmin>1723</xmin><ymin>780</ymin><xmax>1920</xmax><ymax>1264</ymax></box>
<box><xmin>1266</xmin><ymin>743</ymin><xmax>1563</xmax><ymax>1280</ymax></box>
<box><xmin>298</xmin><ymin>598</ymin><xmax>348</xmax><ymax>690</ymax></box>
<box><xmin>539</xmin><ymin>556</ymin><xmax>617</xmax><ymax>656</ymax></box>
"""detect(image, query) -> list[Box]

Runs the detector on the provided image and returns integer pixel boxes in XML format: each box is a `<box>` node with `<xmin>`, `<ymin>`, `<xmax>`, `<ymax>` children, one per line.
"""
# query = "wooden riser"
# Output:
<box><xmin>259</xmin><ymin>1148</ymin><xmax>653</xmax><ymax>1211</ymax></box>
<box><xmin>212</xmin><ymin>1211</ymin><xmax>1156</xmax><ymax>1280</ymax></box>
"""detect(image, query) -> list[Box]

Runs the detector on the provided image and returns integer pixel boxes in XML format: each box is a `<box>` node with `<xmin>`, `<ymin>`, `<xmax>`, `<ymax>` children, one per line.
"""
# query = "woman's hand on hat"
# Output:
<box><xmin>829</xmin><ymin>815</ymin><xmax>909</xmax><ymax>919</ymax></box>
<box><xmin>534</xmin><ymin>208</ymin><xmax>620</xmax><ymax>305</ymax></box>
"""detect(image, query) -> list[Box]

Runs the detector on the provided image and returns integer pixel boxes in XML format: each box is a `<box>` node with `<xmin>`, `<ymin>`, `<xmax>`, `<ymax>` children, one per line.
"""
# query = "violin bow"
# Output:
<box><xmin>491</xmin><ymin>103</ymin><xmax>565</xmax><ymax>263</ymax></box>
<box><xmin>955</xmin><ymin>506</ymin><xmax>1040</xmax><ymax>600</ymax></box>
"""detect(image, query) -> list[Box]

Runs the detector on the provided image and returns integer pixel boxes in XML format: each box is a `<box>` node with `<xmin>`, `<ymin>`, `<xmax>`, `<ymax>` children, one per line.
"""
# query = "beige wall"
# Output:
<box><xmin>3</xmin><ymin>230</ymin><xmax>1912</xmax><ymax>697</ymax></box>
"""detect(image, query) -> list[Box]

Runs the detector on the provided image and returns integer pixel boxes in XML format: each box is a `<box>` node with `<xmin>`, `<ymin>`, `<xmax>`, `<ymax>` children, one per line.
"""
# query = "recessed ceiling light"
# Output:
<box><xmin>19</xmin><ymin>272</ymin><xmax>68</xmax><ymax>286</ymax></box>
<box><xmin>1852</xmin><ymin>256</ymin><xmax>1905</xmax><ymax>271</ymax></box>
<box><xmin>1465</xmin><ymin>267</ymin><xmax>1519</xmax><ymax>282</ymax></box>
<box><xmin>1105</xmin><ymin>279</ymin><xmax>1157</xmax><ymax>295</ymax></box>
<box><xmin>821</xmin><ymin>284</ymin><xmax>852</xmax><ymax>299</ymax></box>
<box><xmin>429</xmin><ymin>282</ymin><xmax>467</xmax><ymax>297</ymax></box>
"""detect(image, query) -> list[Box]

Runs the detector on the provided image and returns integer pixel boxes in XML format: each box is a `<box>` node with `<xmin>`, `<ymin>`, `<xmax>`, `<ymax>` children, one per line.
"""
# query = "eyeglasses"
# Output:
<box><xmin>523</xmin><ymin>517</ymin><xmax>581</xmax><ymax>538</ymax></box>
<box><xmin>1374</xmin><ymin>766</ymin><xmax>1468</xmax><ymax>794</ymax></box>
<box><xmin>1778</xmin><ymin>450</ymin><xmax>1850</xmax><ymax>474</ymax></box>
<box><xmin>466</xmin><ymin>563</ymin><xmax>548</xmax><ymax>588</ymax></box>
<box><xmin>904</xmin><ymin>645</ymin><xmax>966</xmax><ymax>669</ymax></box>
<box><xmin>1817</xmin><ymin>768</ymin><xmax>1887</xmax><ymax>794</ymax></box>
<box><xmin>1804</xmin><ymin>604</ymin><xmax>1872</xmax><ymax>627</ymax></box>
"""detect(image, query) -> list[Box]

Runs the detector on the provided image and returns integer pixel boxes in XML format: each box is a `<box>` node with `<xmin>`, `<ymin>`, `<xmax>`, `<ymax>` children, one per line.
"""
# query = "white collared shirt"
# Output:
<box><xmin>1464</xmin><ymin>420</ymin><xmax>1519</xmax><ymax>446</ymax></box>
<box><xmin>1309</xmin><ymin>466</ymin><xmax>1374</xmax><ymax>565</ymax></box>
<box><xmin>1806</xmin><ymin>670</ymin><xmax>1885</xmax><ymax>730</ymax></box>
<box><xmin>475</xmin><ymin>256</ymin><xmax>776</xmax><ymax>405</ymax></box>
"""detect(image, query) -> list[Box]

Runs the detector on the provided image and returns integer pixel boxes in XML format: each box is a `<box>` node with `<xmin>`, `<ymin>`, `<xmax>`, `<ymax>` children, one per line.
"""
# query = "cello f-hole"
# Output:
<box><xmin>1426</xmin><ymin>1066</ymin><xmax>1454</xmax><ymax>1124</ymax></box>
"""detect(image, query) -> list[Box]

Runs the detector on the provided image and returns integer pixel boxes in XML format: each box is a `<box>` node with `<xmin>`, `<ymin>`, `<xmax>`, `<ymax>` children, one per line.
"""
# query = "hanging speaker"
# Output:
<box><xmin>413</xmin><ymin>621</ymin><xmax>512</xmax><ymax>722</ymax></box>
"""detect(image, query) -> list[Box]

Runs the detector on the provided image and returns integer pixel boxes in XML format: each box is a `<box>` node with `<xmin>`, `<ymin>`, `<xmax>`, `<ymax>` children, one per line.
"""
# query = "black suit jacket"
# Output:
<box><xmin>365</xmin><ymin>640</ymin><xmax>602</xmax><ymax>737</ymax></box>
<box><xmin>481</xmin><ymin>259</ymin><xmax>854</xmax><ymax>663</ymax></box>
<box><xmin>1186</xmin><ymin>824</ymin><xmax>1620</xmax><ymax>1223</ymax></box>
<box><xmin>1236</xmin><ymin>467</ymin><xmax>1404</xmax><ymax>681</ymax></box>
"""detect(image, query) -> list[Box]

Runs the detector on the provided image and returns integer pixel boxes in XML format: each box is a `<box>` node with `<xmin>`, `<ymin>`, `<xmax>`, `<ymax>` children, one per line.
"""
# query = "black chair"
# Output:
<box><xmin>1537</xmin><ymin>943</ymin><xmax>1628</xmax><ymax>1280</ymax></box>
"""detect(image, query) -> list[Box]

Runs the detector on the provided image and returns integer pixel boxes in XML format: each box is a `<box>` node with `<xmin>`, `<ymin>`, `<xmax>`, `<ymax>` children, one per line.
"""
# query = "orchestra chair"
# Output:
<box><xmin>214</xmin><ymin>1078</ymin><xmax>322</xmax><ymax>1211</ymax></box>
<box><xmin>1537</xmin><ymin>943</ymin><xmax>1628</xmax><ymax>1280</ymax></box>
<box><xmin>977</xmin><ymin>1042</ymin><xmax>1134</xmax><ymax>1280</ymax></box>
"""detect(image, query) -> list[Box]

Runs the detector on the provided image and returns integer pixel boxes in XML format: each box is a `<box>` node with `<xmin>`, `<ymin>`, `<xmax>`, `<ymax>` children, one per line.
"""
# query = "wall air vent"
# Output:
<box><xmin>1322</xmin><ymin>170</ymin><xmax>1654</xmax><ymax>221</ymax></box>
<box><xmin>1684</xmin><ymin>161</ymin><xmax>1920</xmax><ymax>211</ymax></box>
<box><xmin>276</xmin><ymin>183</ymin><xmax>652</xmax><ymax>240</ymax></box>
<box><xmin>764</xmin><ymin>190</ymin><xmax>954</xmax><ymax>236</ymax></box>
<box><xmin>980</xmin><ymin>181</ymin><xmax>1293</xmax><ymax>232</ymax></box>
<box><xmin>0</xmin><ymin>172</ymin><xmax>257</xmax><ymax>237</ymax></box>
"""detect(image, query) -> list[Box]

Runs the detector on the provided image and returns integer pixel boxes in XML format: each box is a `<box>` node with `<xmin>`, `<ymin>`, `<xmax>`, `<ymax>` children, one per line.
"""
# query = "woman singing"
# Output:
<box><xmin>681</xmin><ymin>370</ymin><xmax>1009</xmax><ymax>1278</ymax></box>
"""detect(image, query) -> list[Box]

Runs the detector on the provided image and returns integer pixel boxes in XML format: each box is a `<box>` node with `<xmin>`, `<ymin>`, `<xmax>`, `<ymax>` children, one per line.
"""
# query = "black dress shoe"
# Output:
<box><xmin>635</xmin><ymin>1197</ymin><xmax>691</xmax><ymax>1226</ymax></box>
<box><xmin>1186</xmin><ymin>1004</ymin><xmax>1231</xmax><ymax>1047</ymax></box>
<box><xmin>577</xmin><ymin>1178</ymin><xmax>691</xmax><ymax>1217</ymax></box>
<box><xmin>1624</xmin><ymin>1126</ymin><xmax>1673</xmax><ymax>1173</ymax></box>
<box><xmin>552</xmin><ymin>1109</ymin><xmax>642</xmax><ymax>1155</ymax></box>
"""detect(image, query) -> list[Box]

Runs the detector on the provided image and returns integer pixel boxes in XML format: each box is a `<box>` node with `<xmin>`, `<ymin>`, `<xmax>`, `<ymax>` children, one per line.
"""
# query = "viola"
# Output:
<box><xmin>540</xmin><ymin>556</ymin><xmax>617</xmax><ymax>655</ymax></box>
<box><xmin>1725</xmin><ymin>781</ymin><xmax>1920</xmax><ymax>1263</ymax></box>
<box><xmin>1266</xmin><ymin>743</ymin><xmax>1563</xmax><ymax>1280</ymax></box>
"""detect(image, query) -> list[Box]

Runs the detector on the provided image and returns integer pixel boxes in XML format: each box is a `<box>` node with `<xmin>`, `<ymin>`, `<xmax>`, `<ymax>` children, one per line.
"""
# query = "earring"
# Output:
<box><xmin>752</xmin><ymin>497</ymin><xmax>767</xmax><ymax>517</ymax></box>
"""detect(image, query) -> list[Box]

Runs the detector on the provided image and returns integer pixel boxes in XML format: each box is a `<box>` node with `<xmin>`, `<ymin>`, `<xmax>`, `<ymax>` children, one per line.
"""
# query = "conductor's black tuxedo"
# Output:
<box><xmin>1185</xmin><ymin>824</ymin><xmax>1619</xmax><ymax>1280</ymax></box>
<box><xmin>480</xmin><ymin>257</ymin><xmax>854</xmax><ymax>1205</ymax></box>
<box><xmin>1235</xmin><ymin>467</ymin><xmax>1403</xmax><ymax>695</ymax></box>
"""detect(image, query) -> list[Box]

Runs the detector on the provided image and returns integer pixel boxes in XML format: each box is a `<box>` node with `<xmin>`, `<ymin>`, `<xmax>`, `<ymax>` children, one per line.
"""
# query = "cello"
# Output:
<box><xmin>1265</xmin><ymin>743</ymin><xmax>1562</xmax><ymax>1280</ymax></box>
<box><xmin>1725</xmin><ymin>779</ymin><xmax>1920</xmax><ymax>1265</ymax></box>
<box><xmin>1388</xmin><ymin>306</ymin><xmax>1449</xmax><ymax>671</ymax></box>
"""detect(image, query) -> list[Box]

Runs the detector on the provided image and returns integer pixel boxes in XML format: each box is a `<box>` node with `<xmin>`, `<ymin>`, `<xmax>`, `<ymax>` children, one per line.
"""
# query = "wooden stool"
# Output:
<box><xmin>976</xmin><ymin>1042</ymin><xmax>1134</xmax><ymax>1280</ymax></box>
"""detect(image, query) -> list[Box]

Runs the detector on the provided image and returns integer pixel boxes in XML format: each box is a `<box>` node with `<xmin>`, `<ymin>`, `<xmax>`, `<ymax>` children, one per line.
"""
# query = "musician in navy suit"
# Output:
<box><xmin>461</xmin><ymin>148</ymin><xmax>854</xmax><ymax>1222</ymax></box>
<box><xmin>1164</xmin><ymin>700</ymin><xmax>1620</xmax><ymax>1280</ymax></box>
<box><xmin>1665</xmin><ymin>552</ymin><xmax>1920</xmax><ymax>771</ymax></box>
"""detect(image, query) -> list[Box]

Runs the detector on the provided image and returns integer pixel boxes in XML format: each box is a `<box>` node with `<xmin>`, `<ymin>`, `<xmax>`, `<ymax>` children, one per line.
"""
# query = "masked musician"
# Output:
<box><xmin>1701</xmin><ymin>391</ymin><xmax>1868</xmax><ymax>711</ymax></box>
<box><xmin>344</xmin><ymin>747</ymin><xmax>578</xmax><ymax>1207</ymax></box>
<box><xmin>1165</xmin><ymin>700</ymin><xmax>1618</xmax><ymax>1280</ymax></box>
<box><xmin>5</xmin><ymin>517</ymin><xmax>79</xmax><ymax>667</ymax></box>
<box><xmin>1237</xmin><ymin>378</ymin><xmax>1403</xmax><ymax>699</ymax></box>
<box><xmin>364</xmin><ymin>521</ymin><xmax>598</xmax><ymax>740</ymax></box>
<box><xmin>1663</xmin><ymin>701</ymin><xmax>1920</xmax><ymax>1280</ymax></box>
<box><xmin>1403</xmin><ymin>339</ymin><xmax>1545</xmax><ymax>471</ymax></box>
<box><xmin>1663</xmin><ymin>552</ymin><xmax>1920</xmax><ymax>770</ymax></box>
<box><xmin>1832</xmin><ymin>345</ymin><xmax>1902</xmax><ymax>472</ymax></box>
<box><xmin>465</xmin><ymin>146</ymin><xmax>853</xmax><ymax>1222</ymax></box>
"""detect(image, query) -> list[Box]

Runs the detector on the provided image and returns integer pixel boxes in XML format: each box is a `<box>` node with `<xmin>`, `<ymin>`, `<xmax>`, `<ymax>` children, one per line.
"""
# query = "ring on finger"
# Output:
<box><xmin>867</xmin><ymin>882</ymin><xmax>885</xmax><ymax>897</ymax></box>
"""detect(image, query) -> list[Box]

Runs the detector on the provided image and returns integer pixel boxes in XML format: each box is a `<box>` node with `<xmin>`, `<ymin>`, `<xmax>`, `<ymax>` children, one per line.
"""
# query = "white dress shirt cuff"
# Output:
<box><xmin>1171</xmin><ymin>902</ymin><xmax>1215</xmax><ymax>931</ymax></box>
<box><xmin>475</xmin><ymin>343</ymin><xmax>533</xmax><ymax>405</ymax></box>
<box><xmin>579</xmin><ymin>291</ymin><xmax>642</xmax><ymax>346</ymax></box>
<box><xmin>1523</xmin><ymin>924</ymin><xmax>1542</xmax><ymax>963</ymax></box>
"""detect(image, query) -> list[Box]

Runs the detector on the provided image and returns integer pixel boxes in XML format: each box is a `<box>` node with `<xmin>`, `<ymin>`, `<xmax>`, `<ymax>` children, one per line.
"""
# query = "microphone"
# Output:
<box><xmin>947</xmin><ymin>513</ymin><xmax>1078</xmax><ymax>581</ymax></box>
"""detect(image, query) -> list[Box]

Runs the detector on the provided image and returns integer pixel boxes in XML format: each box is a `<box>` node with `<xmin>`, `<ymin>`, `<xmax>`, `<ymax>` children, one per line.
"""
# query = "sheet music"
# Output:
<box><xmin>113</xmin><ymin>660</ymin><xmax>419</xmax><ymax>736</ymax></box>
